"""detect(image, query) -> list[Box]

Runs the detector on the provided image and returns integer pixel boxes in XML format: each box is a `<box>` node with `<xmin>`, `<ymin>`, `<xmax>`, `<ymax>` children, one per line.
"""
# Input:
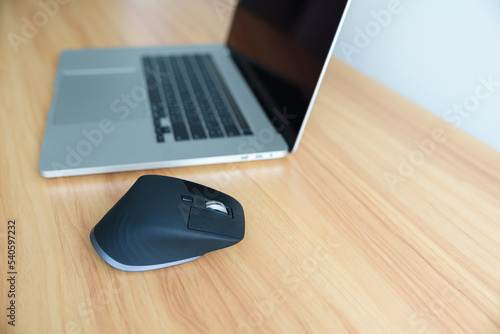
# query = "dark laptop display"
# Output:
<box><xmin>227</xmin><ymin>0</ymin><xmax>347</xmax><ymax>150</ymax></box>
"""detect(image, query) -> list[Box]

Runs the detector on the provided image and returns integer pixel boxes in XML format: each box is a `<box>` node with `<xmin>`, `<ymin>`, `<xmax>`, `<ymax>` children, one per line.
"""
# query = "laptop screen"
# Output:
<box><xmin>227</xmin><ymin>0</ymin><xmax>349</xmax><ymax>151</ymax></box>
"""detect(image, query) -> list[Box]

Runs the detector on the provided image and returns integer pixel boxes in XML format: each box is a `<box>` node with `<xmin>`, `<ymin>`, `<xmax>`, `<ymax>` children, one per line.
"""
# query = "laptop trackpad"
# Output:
<box><xmin>53</xmin><ymin>71</ymin><xmax>146</xmax><ymax>124</ymax></box>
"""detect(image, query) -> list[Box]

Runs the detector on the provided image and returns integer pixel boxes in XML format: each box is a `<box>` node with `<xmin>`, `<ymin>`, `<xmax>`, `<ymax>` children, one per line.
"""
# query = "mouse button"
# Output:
<box><xmin>182</xmin><ymin>180</ymin><xmax>224</xmax><ymax>203</ymax></box>
<box><xmin>182</xmin><ymin>180</ymin><xmax>207</xmax><ymax>196</ymax></box>
<box><xmin>181</xmin><ymin>195</ymin><xmax>193</xmax><ymax>203</ymax></box>
<box><xmin>137</xmin><ymin>175</ymin><xmax>185</xmax><ymax>200</ymax></box>
<box><xmin>188</xmin><ymin>207</ymin><xmax>244</xmax><ymax>239</ymax></box>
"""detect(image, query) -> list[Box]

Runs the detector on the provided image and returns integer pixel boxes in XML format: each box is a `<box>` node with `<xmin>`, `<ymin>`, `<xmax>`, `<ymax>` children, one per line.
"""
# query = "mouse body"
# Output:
<box><xmin>90</xmin><ymin>175</ymin><xmax>245</xmax><ymax>271</ymax></box>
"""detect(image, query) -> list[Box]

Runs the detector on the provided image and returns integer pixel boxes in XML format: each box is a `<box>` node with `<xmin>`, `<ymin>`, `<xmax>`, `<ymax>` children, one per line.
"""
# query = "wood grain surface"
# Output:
<box><xmin>1</xmin><ymin>1</ymin><xmax>499</xmax><ymax>333</ymax></box>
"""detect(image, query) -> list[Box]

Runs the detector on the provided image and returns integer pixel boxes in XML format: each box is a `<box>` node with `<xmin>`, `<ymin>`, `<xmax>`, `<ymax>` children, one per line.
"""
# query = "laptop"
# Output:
<box><xmin>39</xmin><ymin>0</ymin><xmax>351</xmax><ymax>177</ymax></box>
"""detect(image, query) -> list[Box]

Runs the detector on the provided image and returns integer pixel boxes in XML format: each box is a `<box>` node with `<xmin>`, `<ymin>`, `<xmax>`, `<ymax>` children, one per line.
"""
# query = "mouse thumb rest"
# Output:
<box><xmin>90</xmin><ymin>228</ymin><xmax>202</xmax><ymax>271</ymax></box>
<box><xmin>90</xmin><ymin>175</ymin><xmax>245</xmax><ymax>272</ymax></box>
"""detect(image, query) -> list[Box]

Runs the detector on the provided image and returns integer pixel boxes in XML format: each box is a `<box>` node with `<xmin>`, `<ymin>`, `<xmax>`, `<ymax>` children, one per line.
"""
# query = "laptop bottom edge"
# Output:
<box><xmin>39</xmin><ymin>150</ymin><xmax>289</xmax><ymax>178</ymax></box>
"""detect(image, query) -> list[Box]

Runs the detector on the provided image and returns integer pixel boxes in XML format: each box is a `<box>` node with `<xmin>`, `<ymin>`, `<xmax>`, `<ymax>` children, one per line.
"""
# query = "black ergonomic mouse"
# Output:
<box><xmin>90</xmin><ymin>175</ymin><xmax>245</xmax><ymax>271</ymax></box>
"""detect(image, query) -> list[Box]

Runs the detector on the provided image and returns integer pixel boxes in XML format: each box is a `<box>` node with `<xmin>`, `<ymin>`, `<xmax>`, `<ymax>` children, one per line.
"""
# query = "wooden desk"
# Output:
<box><xmin>1</xmin><ymin>1</ymin><xmax>499</xmax><ymax>333</ymax></box>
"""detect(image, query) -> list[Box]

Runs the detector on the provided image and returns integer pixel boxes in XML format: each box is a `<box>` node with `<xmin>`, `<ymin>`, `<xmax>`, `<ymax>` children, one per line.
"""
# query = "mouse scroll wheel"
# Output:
<box><xmin>205</xmin><ymin>200</ymin><xmax>228</xmax><ymax>214</ymax></box>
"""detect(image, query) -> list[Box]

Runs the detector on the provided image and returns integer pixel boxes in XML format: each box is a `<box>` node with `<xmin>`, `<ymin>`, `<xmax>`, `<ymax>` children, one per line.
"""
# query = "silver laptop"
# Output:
<box><xmin>39</xmin><ymin>0</ymin><xmax>351</xmax><ymax>177</ymax></box>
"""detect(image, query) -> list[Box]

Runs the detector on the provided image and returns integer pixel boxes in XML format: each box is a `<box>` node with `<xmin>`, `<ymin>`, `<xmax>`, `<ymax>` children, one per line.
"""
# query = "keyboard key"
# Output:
<box><xmin>224</xmin><ymin>125</ymin><xmax>240</xmax><ymax>137</ymax></box>
<box><xmin>172</xmin><ymin>123</ymin><xmax>190</xmax><ymax>141</ymax></box>
<box><xmin>232</xmin><ymin>107</ymin><xmax>252</xmax><ymax>135</ymax></box>
<box><xmin>157</xmin><ymin>103</ymin><xmax>166</xmax><ymax>118</ymax></box>
<box><xmin>242</xmin><ymin>128</ymin><xmax>253</xmax><ymax>135</ymax></box>
<box><xmin>190</xmin><ymin>125</ymin><xmax>207</xmax><ymax>140</ymax></box>
<box><xmin>208</xmin><ymin>128</ymin><xmax>224</xmax><ymax>138</ymax></box>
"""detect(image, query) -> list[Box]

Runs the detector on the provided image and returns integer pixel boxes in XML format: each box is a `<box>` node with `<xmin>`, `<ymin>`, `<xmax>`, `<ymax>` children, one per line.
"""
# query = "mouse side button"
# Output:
<box><xmin>188</xmin><ymin>207</ymin><xmax>244</xmax><ymax>240</ymax></box>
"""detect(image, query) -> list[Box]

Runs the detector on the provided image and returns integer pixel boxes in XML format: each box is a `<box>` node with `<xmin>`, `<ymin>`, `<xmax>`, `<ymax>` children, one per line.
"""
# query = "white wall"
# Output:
<box><xmin>333</xmin><ymin>0</ymin><xmax>500</xmax><ymax>152</ymax></box>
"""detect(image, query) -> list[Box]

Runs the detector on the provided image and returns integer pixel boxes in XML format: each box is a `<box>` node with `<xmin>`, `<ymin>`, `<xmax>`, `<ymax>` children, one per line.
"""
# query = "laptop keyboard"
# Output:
<box><xmin>142</xmin><ymin>54</ymin><xmax>253</xmax><ymax>142</ymax></box>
